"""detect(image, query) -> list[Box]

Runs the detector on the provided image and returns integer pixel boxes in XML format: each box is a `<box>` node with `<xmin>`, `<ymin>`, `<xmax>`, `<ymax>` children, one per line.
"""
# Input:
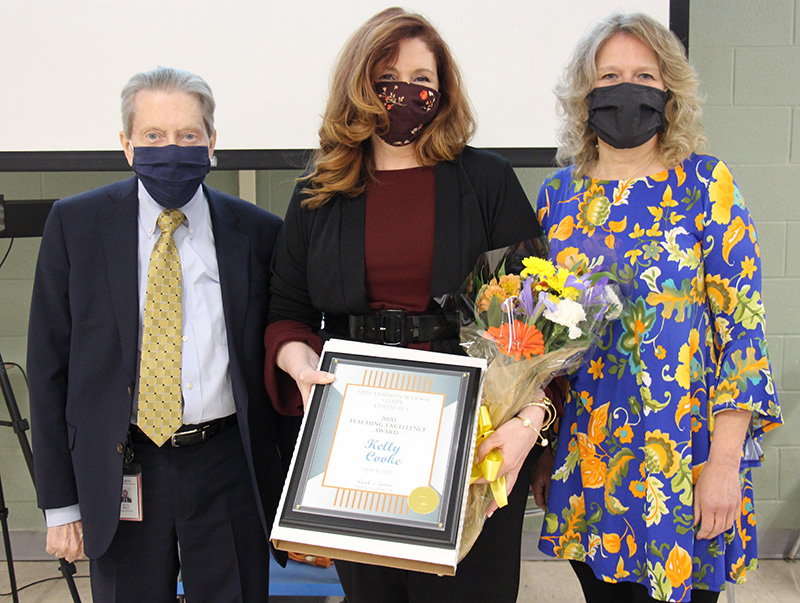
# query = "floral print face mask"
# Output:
<box><xmin>374</xmin><ymin>81</ymin><xmax>440</xmax><ymax>146</ymax></box>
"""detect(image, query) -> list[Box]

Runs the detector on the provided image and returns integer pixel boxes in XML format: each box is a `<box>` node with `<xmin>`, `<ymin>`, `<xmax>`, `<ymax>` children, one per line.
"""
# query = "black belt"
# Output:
<box><xmin>132</xmin><ymin>414</ymin><xmax>237</xmax><ymax>447</ymax></box>
<box><xmin>325</xmin><ymin>309</ymin><xmax>456</xmax><ymax>346</ymax></box>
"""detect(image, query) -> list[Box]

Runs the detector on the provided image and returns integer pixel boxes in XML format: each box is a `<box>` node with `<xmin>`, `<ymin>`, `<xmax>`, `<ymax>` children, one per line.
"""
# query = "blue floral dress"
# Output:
<box><xmin>535</xmin><ymin>154</ymin><xmax>782</xmax><ymax>601</ymax></box>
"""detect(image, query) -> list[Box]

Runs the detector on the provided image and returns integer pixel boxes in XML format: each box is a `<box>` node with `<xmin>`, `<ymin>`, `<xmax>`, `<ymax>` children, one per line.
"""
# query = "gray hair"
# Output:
<box><xmin>120</xmin><ymin>66</ymin><xmax>215</xmax><ymax>138</ymax></box>
<box><xmin>555</xmin><ymin>12</ymin><xmax>706</xmax><ymax>177</ymax></box>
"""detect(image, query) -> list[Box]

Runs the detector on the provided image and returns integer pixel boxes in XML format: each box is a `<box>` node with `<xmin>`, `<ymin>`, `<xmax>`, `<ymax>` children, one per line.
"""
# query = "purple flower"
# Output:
<box><xmin>518</xmin><ymin>276</ymin><xmax>537</xmax><ymax>316</ymax></box>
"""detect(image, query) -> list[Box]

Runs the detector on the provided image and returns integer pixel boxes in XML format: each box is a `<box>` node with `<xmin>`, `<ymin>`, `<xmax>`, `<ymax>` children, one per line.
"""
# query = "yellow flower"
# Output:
<box><xmin>577</xmin><ymin>183</ymin><xmax>610</xmax><ymax>236</ymax></box>
<box><xmin>624</xmin><ymin>248</ymin><xmax>643</xmax><ymax>265</ymax></box>
<box><xmin>648</xmin><ymin>206</ymin><xmax>664</xmax><ymax>221</ymax></box>
<box><xmin>615</xmin><ymin>556</ymin><xmax>630</xmax><ymax>579</ymax></box>
<box><xmin>521</xmin><ymin>256</ymin><xmax>556</xmax><ymax>279</ymax></box>
<box><xmin>543</xmin><ymin>267</ymin><xmax>571</xmax><ymax>296</ymax></box>
<box><xmin>710</xmin><ymin>378</ymin><xmax>740</xmax><ymax>408</ymax></box>
<box><xmin>644</xmin><ymin>430</ymin><xmax>681</xmax><ymax>478</ymax></box>
<box><xmin>476</xmin><ymin>275</ymin><xmax>520</xmax><ymax>312</ymax></box>
<box><xmin>661</xmin><ymin>185</ymin><xmax>678</xmax><ymax>207</ymax></box>
<box><xmin>654</xmin><ymin>345</ymin><xmax>666</xmax><ymax>360</ymax></box>
<box><xmin>630</xmin><ymin>223</ymin><xmax>645</xmax><ymax>238</ymax></box>
<box><xmin>645</xmin><ymin>223</ymin><xmax>663</xmax><ymax>238</ymax></box>
<box><xmin>614</xmin><ymin>424</ymin><xmax>634</xmax><ymax>443</ymax></box>
<box><xmin>498</xmin><ymin>273</ymin><xmax>521</xmax><ymax>297</ymax></box>
<box><xmin>629</xmin><ymin>480</ymin><xmax>646</xmax><ymax>498</ymax></box>
<box><xmin>562</xmin><ymin>287</ymin><xmax>582</xmax><ymax>301</ymax></box>
<box><xmin>588</xmin><ymin>358</ymin><xmax>605</xmax><ymax>380</ymax></box>
<box><xmin>740</xmin><ymin>256</ymin><xmax>756</xmax><ymax>280</ymax></box>
<box><xmin>476</xmin><ymin>281</ymin><xmax>504</xmax><ymax>313</ymax></box>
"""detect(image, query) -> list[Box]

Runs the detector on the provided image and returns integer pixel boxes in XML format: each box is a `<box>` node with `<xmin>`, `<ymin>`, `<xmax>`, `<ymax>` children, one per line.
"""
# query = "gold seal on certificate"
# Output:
<box><xmin>271</xmin><ymin>339</ymin><xmax>486</xmax><ymax>576</ymax></box>
<box><xmin>408</xmin><ymin>486</ymin><xmax>440</xmax><ymax>515</ymax></box>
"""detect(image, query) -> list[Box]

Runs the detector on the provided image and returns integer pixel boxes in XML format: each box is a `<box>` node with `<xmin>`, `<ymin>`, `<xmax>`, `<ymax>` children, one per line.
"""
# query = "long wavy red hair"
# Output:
<box><xmin>301</xmin><ymin>7</ymin><xmax>475</xmax><ymax>208</ymax></box>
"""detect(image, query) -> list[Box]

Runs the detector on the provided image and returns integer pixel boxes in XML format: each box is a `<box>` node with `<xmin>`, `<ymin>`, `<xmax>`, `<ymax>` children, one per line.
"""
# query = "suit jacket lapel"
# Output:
<box><xmin>100</xmin><ymin>177</ymin><xmax>140</xmax><ymax>381</ymax></box>
<box><xmin>206</xmin><ymin>187</ymin><xmax>250</xmax><ymax>349</ymax></box>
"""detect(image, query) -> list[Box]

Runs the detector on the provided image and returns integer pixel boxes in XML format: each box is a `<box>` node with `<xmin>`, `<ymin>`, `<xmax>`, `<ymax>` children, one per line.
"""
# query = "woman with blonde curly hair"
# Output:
<box><xmin>530</xmin><ymin>12</ymin><xmax>782</xmax><ymax>603</ymax></box>
<box><xmin>265</xmin><ymin>7</ymin><xmax>546</xmax><ymax>602</ymax></box>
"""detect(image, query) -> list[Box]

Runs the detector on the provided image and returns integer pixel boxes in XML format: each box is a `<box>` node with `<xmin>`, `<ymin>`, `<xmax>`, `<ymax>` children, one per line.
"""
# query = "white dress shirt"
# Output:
<box><xmin>135</xmin><ymin>181</ymin><xmax>235</xmax><ymax>424</ymax></box>
<box><xmin>46</xmin><ymin>181</ymin><xmax>235</xmax><ymax>527</ymax></box>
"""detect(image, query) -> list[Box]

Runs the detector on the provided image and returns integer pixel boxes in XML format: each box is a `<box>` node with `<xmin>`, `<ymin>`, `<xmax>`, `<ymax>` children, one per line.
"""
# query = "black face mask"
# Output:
<box><xmin>587</xmin><ymin>83</ymin><xmax>668</xmax><ymax>149</ymax></box>
<box><xmin>132</xmin><ymin>145</ymin><xmax>211</xmax><ymax>208</ymax></box>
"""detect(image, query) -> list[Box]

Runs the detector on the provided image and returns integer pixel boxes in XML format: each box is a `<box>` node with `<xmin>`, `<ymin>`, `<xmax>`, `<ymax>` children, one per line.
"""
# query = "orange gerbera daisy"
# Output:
<box><xmin>483</xmin><ymin>320</ymin><xmax>544</xmax><ymax>360</ymax></box>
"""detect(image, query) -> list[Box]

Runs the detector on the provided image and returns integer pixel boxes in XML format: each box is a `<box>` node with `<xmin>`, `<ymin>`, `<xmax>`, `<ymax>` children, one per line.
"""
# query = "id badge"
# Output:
<box><xmin>120</xmin><ymin>462</ymin><xmax>143</xmax><ymax>521</ymax></box>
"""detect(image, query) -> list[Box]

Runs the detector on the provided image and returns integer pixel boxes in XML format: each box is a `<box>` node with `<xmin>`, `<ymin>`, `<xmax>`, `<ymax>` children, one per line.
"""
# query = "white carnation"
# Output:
<box><xmin>544</xmin><ymin>298</ymin><xmax>586</xmax><ymax>339</ymax></box>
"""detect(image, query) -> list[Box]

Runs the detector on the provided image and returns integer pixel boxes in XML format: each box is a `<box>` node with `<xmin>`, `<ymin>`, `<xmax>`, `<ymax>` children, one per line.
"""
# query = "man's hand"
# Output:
<box><xmin>46</xmin><ymin>520</ymin><xmax>85</xmax><ymax>562</ymax></box>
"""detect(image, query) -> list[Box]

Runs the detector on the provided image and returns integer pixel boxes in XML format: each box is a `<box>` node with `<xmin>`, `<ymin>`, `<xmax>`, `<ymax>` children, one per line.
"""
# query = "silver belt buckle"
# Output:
<box><xmin>170</xmin><ymin>425</ymin><xmax>202</xmax><ymax>447</ymax></box>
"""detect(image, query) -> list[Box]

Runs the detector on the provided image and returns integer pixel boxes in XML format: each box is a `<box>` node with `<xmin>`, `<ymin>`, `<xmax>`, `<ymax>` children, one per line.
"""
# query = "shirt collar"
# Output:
<box><xmin>138</xmin><ymin>179</ymin><xmax>206</xmax><ymax>240</ymax></box>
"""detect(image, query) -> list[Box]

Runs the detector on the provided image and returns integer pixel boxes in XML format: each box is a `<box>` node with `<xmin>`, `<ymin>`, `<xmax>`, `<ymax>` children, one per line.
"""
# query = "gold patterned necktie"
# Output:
<box><xmin>137</xmin><ymin>209</ymin><xmax>186</xmax><ymax>446</ymax></box>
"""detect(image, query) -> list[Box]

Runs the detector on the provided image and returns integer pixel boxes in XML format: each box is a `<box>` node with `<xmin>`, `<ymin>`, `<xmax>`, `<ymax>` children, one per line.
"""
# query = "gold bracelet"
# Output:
<box><xmin>514</xmin><ymin>414</ymin><xmax>549</xmax><ymax>446</ymax></box>
<box><xmin>521</xmin><ymin>397</ymin><xmax>557</xmax><ymax>433</ymax></box>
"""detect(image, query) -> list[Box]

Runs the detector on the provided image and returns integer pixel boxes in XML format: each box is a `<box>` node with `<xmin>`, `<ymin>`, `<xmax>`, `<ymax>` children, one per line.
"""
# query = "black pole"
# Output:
<box><xmin>0</xmin><ymin>471</ymin><xmax>20</xmax><ymax>603</ymax></box>
<box><xmin>0</xmin><ymin>354</ymin><xmax>81</xmax><ymax>602</ymax></box>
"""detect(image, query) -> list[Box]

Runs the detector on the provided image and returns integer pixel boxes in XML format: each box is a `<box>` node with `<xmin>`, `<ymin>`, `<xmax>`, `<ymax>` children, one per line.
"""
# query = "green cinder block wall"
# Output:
<box><xmin>0</xmin><ymin>0</ymin><xmax>797</xmax><ymax>556</ymax></box>
<box><xmin>687</xmin><ymin>0</ymin><xmax>800</xmax><ymax>544</ymax></box>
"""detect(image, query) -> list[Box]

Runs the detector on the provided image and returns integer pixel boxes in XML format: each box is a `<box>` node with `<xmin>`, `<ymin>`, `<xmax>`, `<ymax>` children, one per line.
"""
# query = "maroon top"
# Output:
<box><xmin>264</xmin><ymin>167</ymin><xmax>436</xmax><ymax>415</ymax></box>
<box><xmin>365</xmin><ymin>167</ymin><xmax>435</xmax><ymax>312</ymax></box>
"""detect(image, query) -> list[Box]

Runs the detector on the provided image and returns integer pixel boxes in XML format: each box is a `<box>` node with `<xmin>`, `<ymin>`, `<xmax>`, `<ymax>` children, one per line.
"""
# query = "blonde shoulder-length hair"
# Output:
<box><xmin>555</xmin><ymin>12</ymin><xmax>707</xmax><ymax>177</ymax></box>
<box><xmin>301</xmin><ymin>7</ymin><xmax>475</xmax><ymax>208</ymax></box>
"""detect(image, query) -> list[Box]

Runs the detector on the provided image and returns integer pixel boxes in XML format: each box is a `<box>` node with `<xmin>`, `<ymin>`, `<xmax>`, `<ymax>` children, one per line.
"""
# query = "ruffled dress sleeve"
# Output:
<box><xmin>700</xmin><ymin>158</ymin><xmax>782</xmax><ymax>464</ymax></box>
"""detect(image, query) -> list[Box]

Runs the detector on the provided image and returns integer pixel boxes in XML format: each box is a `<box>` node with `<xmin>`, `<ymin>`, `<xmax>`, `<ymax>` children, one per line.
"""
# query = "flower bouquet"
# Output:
<box><xmin>439</xmin><ymin>236</ymin><xmax>623</xmax><ymax>560</ymax></box>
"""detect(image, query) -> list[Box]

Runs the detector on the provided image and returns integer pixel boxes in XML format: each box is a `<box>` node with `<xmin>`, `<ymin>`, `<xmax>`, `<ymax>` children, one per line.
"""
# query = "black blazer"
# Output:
<box><xmin>269</xmin><ymin>146</ymin><xmax>543</xmax><ymax>345</ymax></box>
<box><xmin>28</xmin><ymin>176</ymin><xmax>285</xmax><ymax>558</ymax></box>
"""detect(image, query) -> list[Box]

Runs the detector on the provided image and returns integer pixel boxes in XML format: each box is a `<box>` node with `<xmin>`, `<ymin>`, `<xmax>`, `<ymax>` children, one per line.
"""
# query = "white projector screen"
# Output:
<box><xmin>0</xmin><ymin>0</ymin><xmax>682</xmax><ymax>169</ymax></box>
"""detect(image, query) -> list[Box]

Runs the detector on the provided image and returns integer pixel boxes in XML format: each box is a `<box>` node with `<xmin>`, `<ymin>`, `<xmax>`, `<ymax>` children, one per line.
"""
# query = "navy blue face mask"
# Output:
<box><xmin>131</xmin><ymin>145</ymin><xmax>211</xmax><ymax>208</ymax></box>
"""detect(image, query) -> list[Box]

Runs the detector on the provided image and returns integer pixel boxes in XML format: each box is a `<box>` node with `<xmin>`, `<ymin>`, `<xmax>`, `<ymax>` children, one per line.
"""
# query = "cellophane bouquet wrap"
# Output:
<box><xmin>440</xmin><ymin>236</ymin><xmax>624</xmax><ymax>560</ymax></box>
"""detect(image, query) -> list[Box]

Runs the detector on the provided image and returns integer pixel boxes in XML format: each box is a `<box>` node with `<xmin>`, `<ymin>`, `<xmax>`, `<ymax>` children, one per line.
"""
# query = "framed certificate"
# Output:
<box><xmin>271</xmin><ymin>339</ymin><xmax>486</xmax><ymax>575</ymax></box>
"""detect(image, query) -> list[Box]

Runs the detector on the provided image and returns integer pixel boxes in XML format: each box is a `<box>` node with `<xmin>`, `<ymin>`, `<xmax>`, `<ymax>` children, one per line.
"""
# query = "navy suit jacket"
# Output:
<box><xmin>28</xmin><ymin>176</ymin><xmax>285</xmax><ymax>558</ymax></box>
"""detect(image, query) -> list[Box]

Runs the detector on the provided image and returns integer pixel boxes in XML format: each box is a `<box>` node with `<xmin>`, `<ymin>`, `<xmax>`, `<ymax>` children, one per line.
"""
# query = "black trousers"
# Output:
<box><xmin>89</xmin><ymin>423</ymin><xmax>271</xmax><ymax>603</ymax></box>
<box><xmin>570</xmin><ymin>560</ymin><xmax>721</xmax><ymax>603</ymax></box>
<box><xmin>334</xmin><ymin>448</ymin><xmax>540</xmax><ymax>603</ymax></box>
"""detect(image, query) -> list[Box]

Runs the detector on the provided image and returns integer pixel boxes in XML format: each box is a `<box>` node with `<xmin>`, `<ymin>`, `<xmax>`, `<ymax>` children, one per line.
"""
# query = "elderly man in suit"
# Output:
<box><xmin>28</xmin><ymin>66</ymin><xmax>284</xmax><ymax>602</ymax></box>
